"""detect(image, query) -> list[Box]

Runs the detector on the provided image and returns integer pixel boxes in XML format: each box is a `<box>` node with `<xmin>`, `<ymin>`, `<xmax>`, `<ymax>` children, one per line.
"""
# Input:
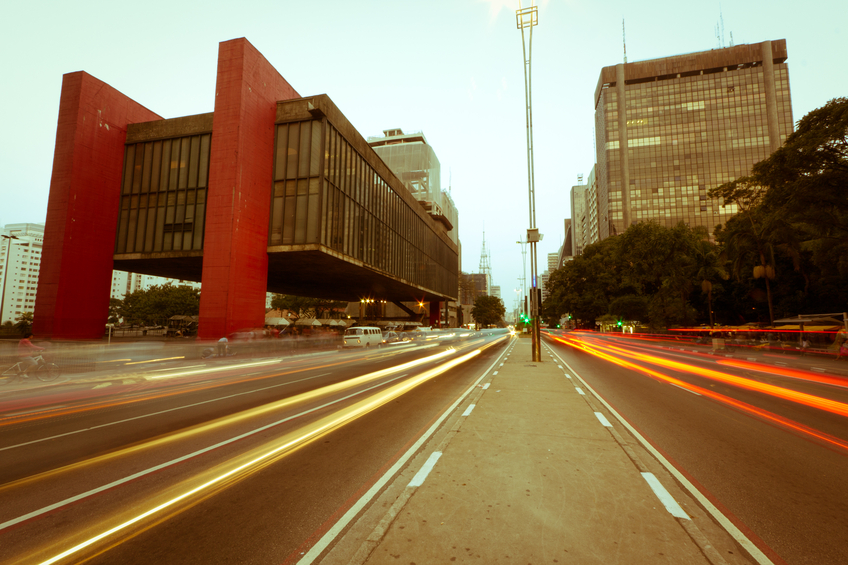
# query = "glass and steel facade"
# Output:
<box><xmin>115</xmin><ymin>132</ymin><xmax>211</xmax><ymax>254</ymax></box>
<box><xmin>270</xmin><ymin>100</ymin><xmax>458</xmax><ymax>300</ymax></box>
<box><xmin>594</xmin><ymin>40</ymin><xmax>792</xmax><ymax>238</ymax></box>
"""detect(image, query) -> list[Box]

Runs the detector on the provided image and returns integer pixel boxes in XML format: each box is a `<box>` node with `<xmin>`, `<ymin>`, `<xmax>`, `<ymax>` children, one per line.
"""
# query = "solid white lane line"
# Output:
<box><xmin>0</xmin><ymin>373</ymin><xmax>408</xmax><ymax>532</ymax></box>
<box><xmin>670</xmin><ymin>383</ymin><xmax>702</xmax><ymax>396</ymax></box>
<box><xmin>0</xmin><ymin>373</ymin><xmax>333</xmax><ymax>453</ymax></box>
<box><xmin>546</xmin><ymin>347</ymin><xmax>774</xmax><ymax>565</ymax></box>
<box><xmin>594</xmin><ymin>412</ymin><xmax>612</xmax><ymax>427</ymax></box>
<box><xmin>408</xmin><ymin>452</ymin><xmax>442</xmax><ymax>487</ymax></box>
<box><xmin>641</xmin><ymin>472</ymin><xmax>690</xmax><ymax>519</ymax></box>
<box><xmin>575</xmin><ymin>387</ymin><xmax>585</xmax><ymax>395</ymax></box>
<box><xmin>298</xmin><ymin>336</ymin><xmax>511</xmax><ymax>564</ymax></box>
<box><xmin>462</xmin><ymin>404</ymin><xmax>475</xmax><ymax>417</ymax></box>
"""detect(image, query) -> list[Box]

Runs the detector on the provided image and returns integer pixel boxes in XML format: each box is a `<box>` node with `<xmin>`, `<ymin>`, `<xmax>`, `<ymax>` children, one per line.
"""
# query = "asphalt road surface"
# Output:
<box><xmin>544</xmin><ymin>330</ymin><xmax>848</xmax><ymax>565</ymax></box>
<box><xmin>0</xmin><ymin>330</ymin><xmax>510</xmax><ymax>564</ymax></box>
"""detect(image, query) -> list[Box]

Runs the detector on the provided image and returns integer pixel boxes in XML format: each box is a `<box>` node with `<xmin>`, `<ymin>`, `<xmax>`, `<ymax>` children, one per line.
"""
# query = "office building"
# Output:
<box><xmin>0</xmin><ymin>224</ymin><xmax>44</xmax><ymax>324</ymax></box>
<box><xmin>570</xmin><ymin>184</ymin><xmax>588</xmax><ymax>256</ymax></box>
<box><xmin>594</xmin><ymin>39</ymin><xmax>792</xmax><ymax>238</ymax></box>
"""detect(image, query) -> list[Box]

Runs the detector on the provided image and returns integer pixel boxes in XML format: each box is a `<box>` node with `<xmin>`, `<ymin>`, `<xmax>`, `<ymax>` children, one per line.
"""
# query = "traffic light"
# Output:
<box><xmin>616</xmin><ymin>319</ymin><xmax>623</xmax><ymax>327</ymax></box>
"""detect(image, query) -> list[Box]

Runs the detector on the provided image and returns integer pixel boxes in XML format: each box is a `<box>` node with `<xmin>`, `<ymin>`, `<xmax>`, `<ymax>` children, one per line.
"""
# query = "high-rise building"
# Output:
<box><xmin>0</xmin><ymin>224</ymin><xmax>44</xmax><ymax>324</ymax></box>
<box><xmin>586</xmin><ymin>166</ymin><xmax>599</xmax><ymax>245</ymax></box>
<box><xmin>594</xmin><ymin>40</ymin><xmax>792</xmax><ymax>239</ymax></box>
<box><xmin>368</xmin><ymin>128</ymin><xmax>458</xmax><ymax>245</ymax></box>
<box><xmin>570</xmin><ymin>184</ymin><xmax>587</xmax><ymax>256</ymax></box>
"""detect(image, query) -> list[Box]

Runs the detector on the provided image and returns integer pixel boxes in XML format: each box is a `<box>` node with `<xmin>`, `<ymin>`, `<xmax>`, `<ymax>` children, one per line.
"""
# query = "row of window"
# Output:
<box><xmin>116</xmin><ymin>135</ymin><xmax>211</xmax><ymax>254</ymax></box>
<box><xmin>270</xmin><ymin>119</ymin><xmax>457</xmax><ymax>297</ymax></box>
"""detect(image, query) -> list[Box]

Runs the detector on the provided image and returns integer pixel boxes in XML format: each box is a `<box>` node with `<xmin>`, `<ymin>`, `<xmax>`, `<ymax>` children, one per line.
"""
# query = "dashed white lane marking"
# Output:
<box><xmin>575</xmin><ymin>387</ymin><xmax>585</xmax><ymax>395</ymax></box>
<box><xmin>482</xmin><ymin>383</ymin><xmax>490</xmax><ymax>389</ymax></box>
<box><xmin>811</xmin><ymin>367</ymin><xmax>826</xmax><ymax>373</ymax></box>
<box><xmin>122</xmin><ymin>380</ymin><xmax>135</xmax><ymax>385</ymax></box>
<box><xmin>92</xmin><ymin>383</ymin><xmax>111</xmax><ymax>389</ymax></box>
<box><xmin>641</xmin><ymin>472</ymin><xmax>690</xmax><ymax>519</ymax></box>
<box><xmin>775</xmin><ymin>362</ymin><xmax>787</xmax><ymax>367</ymax></box>
<box><xmin>493</xmin><ymin>371</ymin><xmax>499</xmax><ymax>375</ymax></box>
<box><xmin>499</xmin><ymin>363</ymin><xmax>504</xmax><ymax>367</ymax></box>
<box><xmin>557</xmin><ymin>365</ymin><xmax>563</xmax><ymax>369</ymax></box>
<box><xmin>747</xmin><ymin>357</ymin><xmax>757</xmax><ymax>361</ymax></box>
<box><xmin>408</xmin><ymin>451</ymin><xmax>442</xmax><ymax>487</ymax></box>
<box><xmin>462</xmin><ymin>404</ymin><xmax>475</xmax><ymax>417</ymax></box>
<box><xmin>594</xmin><ymin>412</ymin><xmax>612</xmax><ymax>427</ymax></box>
<box><xmin>670</xmin><ymin>383</ymin><xmax>702</xmax><ymax>396</ymax></box>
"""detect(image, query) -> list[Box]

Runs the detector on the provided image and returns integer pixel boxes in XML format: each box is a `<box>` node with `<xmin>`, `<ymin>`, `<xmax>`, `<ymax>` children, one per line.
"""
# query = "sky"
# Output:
<box><xmin>1</xmin><ymin>0</ymin><xmax>844</xmax><ymax>314</ymax></box>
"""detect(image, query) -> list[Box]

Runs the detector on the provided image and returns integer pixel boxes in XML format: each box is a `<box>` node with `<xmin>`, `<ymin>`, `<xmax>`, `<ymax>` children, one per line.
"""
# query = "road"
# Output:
<box><xmin>0</xmin><ymin>330</ymin><xmax>510</xmax><ymax>565</ymax></box>
<box><xmin>545</xmin><ymin>330</ymin><xmax>848</xmax><ymax>565</ymax></box>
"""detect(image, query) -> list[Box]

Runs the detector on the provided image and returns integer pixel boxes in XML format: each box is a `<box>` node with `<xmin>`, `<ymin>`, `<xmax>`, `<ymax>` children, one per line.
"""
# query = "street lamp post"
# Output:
<box><xmin>516</xmin><ymin>2</ymin><xmax>541</xmax><ymax>362</ymax></box>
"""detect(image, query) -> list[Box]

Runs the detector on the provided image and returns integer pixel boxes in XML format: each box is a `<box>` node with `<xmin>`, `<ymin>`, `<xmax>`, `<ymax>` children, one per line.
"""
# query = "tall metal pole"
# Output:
<box><xmin>517</xmin><ymin>3</ymin><xmax>541</xmax><ymax>362</ymax></box>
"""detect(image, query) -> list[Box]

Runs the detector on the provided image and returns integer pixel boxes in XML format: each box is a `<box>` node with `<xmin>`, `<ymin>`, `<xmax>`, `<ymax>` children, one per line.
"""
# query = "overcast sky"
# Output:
<box><xmin>1</xmin><ymin>0</ymin><xmax>843</xmax><ymax>313</ymax></box>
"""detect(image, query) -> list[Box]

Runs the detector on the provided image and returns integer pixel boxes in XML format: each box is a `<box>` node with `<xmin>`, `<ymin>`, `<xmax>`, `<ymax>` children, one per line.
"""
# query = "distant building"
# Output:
<box><xmin>570</xmin><ymin>184</ymin><xmax>587</xmax><ymax>256</ymax></box>
<box><xmin>491</xmin><ymin>286</ymin><xmax>501</xmax><ymax>300</ymax></box>
<box><xmin>594</xmin><ymin>39</ymin><xmax>793</xmax><ymax>239</ymax></box>
<box><xmin>0</xmin><ymin>224</ymin><xmax>44</xmax><ymax>324</ymax></box>
<box><xmin>368</xmin><ymin>128</ymin><xmax>458</xmax><ymax>245</ymax></box>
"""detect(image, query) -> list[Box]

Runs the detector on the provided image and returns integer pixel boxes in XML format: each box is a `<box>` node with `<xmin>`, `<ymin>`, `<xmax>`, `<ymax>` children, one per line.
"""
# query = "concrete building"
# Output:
<box><xmin>594</xmin><ymin>39</ymin><xmax>793</xmax><ymax>239</ymax></box>
<box><xmin>586</xmin><ymin>166</ymin><xmax>599</xmax><ymax>245</ymax></box>
<box><xmin>570</xmin><ymin>184</ymin><xmax>588</xmax><ymax>256</ymax></box>
<box><xmin>0</xmin><ymin>224</ymin><xmax>44</xmax><ymax>324</ymax></box>
<box><xmin>491</xmin><ymin>286</ymin><xmax>501</xmax><ymax>300</ymax></box>
<box><xmin>35</xmin><ymin>38</ymin><xmax>458</xmax><ymax>340</ymax></box>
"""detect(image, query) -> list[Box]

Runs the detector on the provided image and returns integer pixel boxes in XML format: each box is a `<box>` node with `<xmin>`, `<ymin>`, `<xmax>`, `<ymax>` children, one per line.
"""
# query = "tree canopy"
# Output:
<box><xmin>270</xmin><ymin>294</ymin><xmax>347</xmax><ymax>319</ymax></box>
<box><xmin>118</xmin><ymin>284</ymin><xmax>200</xmax><ymax>326</ymax></box>
<box><xmin>471</xmin><ymin>295</ymin><xmax>506</xmax><ymax>328</ymax></box>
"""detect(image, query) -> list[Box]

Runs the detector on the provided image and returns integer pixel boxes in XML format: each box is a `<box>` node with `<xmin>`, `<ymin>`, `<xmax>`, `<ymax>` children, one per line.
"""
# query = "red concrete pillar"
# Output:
<box><xmin>34</xmin><ymin>72</ymin><xmax>161</xmax><ymax>339</ymax></box>
<box><xmin>198</xmin><ymin>38</ymin><xmax>299</xmax><ymax>339</ymax></box>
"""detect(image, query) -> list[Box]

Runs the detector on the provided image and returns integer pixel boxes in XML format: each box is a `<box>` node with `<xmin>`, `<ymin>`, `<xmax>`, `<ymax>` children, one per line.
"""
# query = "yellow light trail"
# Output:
<box><xmin>34</xmin><ymin>349</ymin><xmax>481</xmax><ymax>565</ymax></box>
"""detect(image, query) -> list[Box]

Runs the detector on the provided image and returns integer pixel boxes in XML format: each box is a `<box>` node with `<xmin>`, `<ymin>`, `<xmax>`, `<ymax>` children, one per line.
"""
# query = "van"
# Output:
<box><xmin>343</xmin><ymin>326</ymin><xmax>383</xmax><ymax>348</ymax></box>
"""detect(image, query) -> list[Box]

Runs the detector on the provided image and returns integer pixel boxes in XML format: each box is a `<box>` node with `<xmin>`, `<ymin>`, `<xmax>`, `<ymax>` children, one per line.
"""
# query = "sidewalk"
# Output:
<box><xmin>351</xmin><ymin>337</ymin><xmax>748</xmax><ymax>565</ymax></box>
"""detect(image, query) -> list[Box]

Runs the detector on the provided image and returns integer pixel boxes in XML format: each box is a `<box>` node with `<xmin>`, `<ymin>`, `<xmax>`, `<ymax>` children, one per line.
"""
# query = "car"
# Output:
<box><xmin>343</xmin><ymin>326</ymin><xmax>383</xmax><ymax>348</ymax></box>
<box><xmin>382</xmin><ymin>331</ymin><xmax>399</xmax><ymax>344</ymax></box>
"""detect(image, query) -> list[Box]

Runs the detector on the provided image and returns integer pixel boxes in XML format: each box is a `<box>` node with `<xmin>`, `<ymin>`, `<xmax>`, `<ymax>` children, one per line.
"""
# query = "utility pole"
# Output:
<box><xmin>516</xmin><ymin>1</ymin><xmax>542</xmax><ymax>362</ymax></box>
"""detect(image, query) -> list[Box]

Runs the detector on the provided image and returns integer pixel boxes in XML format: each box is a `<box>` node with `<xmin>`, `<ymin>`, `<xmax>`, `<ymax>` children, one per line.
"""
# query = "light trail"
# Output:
<box><xmin>32</xmin><ymin>349</ymin><xmax>482</xmax><ymax>565</ymax></box>
<box><xmin>547</xmin><ymin>334</ymin><xmax>848</xmax><ymax>451</ymax></box>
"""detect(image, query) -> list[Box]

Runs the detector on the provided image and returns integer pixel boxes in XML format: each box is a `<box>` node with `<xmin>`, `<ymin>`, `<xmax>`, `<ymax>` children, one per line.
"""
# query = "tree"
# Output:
<box><xmin>270</xmin><ymin>294</ymin><xmax>346</xmax><ymax>319</ymax></box>
<box><xmin>108</xmin><ymin>298</ymin><xmax>122</xmax><ymax>325</ymax></box>
<box><xmin>118</xmin><ymin>284</ymin><xmax>200</xmax><ymax>326</ymax></box>
<box><xmin>14</xmin><ymin>312</ymin><xmax>33</xmax><ymax>336</ymax></box>
<box><xmin>471</xmin><ymin>295</ymin><xmax>505</xmax><ymax>328</ymax></box>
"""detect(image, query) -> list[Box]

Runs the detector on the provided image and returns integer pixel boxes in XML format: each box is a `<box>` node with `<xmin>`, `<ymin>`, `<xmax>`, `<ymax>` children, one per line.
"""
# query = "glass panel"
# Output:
<box><xmin>122</xmin><ymin>146</ymin><xmax>134</xmax><ymax>195</ymax></box>
<box><xmin>169</xmin><ymin>140</ymin><xmax>179</xmax><ymax>191</ymax></box>
<box><xmin>132</xmin><ymin>144</ymin><xmax>143</xmax><ymax>194</ymax></box>
<box><xmin>141</xmin><ymin>143</ymin><xmax>154</xmax><ymax>193</ymax></box>
<box><xmin>154</xmin><ymin>207</ymin><xmax>165</xmax><ymax>251</ymax></box>
<box><xmin>127</xmin><ymin>208</ymin><xmax>138</xmax><ymax>251</ymax></box>
<box><xmin>299</xmin><ymin>121</ymin><xmax>311</xmax><ymax>178</ymax></box>
<box><xmin>194</xmin><ymin>189</ymin><xmax>206</xmax><ymax>250</ymax></box>
<box><xmin>151</xmin><ymin>141</ymin><xmax>162</xmax><ymax>193</ymax></box>
<box><xmin>199</xmin><ymin>134</ymin><xmax>211</xmax><ymax>187</ymax></box>
<box><xmin>178</xmin><ymin>137</ymin><xmax>190</xmax><ymax>189</ymax></box>
<box><xmin>271</xmin><ymin>196</ymin><xmax>283</xmax><ymax>245</ymax></box>
<box><xmin>135</xmin><ymin>207</ymin><xmax>147</xmax><ymax>252</ymax></box>
<box><xmin>307</xmin><ymin>177</ymin><xmax>320</xmax><ymax>243</ymax></box>
<box><xmin>286</xmin><ymin>123</ymin><xmax>299</xmax><ymax>180</ymax></box>
<box><xmin>310</xmin><ymin>120</ymin><xmax>322</xmax><ymax>177</ymax></box>
<box><xmin>188</xmin><ymin>136</ymin><xmax>200</xmax><ymax>188</ymax></box>
<box><xmin>274</xmin><ymin>125</ymin><xmax>288</xmax><ymax>181</ymax></box>
<box><xmin>295</xmin><ymin>179</ymin><xmax>308</xmax><ymax>243</ymax></box>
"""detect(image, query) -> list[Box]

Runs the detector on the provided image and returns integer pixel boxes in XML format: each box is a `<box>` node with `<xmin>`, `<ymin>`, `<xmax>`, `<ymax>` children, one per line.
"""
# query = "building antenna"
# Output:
<box><xmin>622</xmin><ymin>19</ymin><xmax>627</xmax><ymax>63</ymax></box>
<box><xmin>729</xmin><ymin>31</ymin><xmax>734</xmax><ymax>47</ymax></box>
<box><xmin>720</xmin><ymin>6</ymin><xmax>725</xmax><ymax>48</ymax></box>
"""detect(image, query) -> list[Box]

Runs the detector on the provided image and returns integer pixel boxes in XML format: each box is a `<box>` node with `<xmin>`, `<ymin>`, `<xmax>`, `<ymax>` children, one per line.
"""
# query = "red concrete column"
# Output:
<box><xmin>198</xmin><ymin>38</ymin><xmax>299</xmax><ymax>339</ymax></box>
<box><xmin>34</xmin><ymin>72</ymin><xmax>161</xmax><ymax>339</ymax></box>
